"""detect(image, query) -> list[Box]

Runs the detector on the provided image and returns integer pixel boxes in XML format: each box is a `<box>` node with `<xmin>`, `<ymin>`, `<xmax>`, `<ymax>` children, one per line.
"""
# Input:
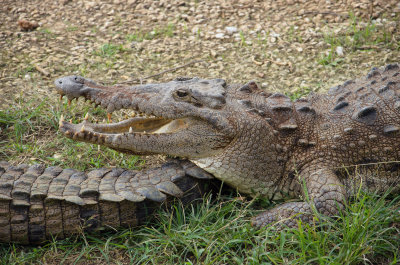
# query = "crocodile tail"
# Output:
<box><xmin>0</xmin><ymin>160</ymin><xmax>214</xmax><ymax>244</ymax></box>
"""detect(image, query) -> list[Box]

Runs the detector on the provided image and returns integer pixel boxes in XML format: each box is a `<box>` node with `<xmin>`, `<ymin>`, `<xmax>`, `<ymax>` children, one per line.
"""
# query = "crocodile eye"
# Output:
<box><xmin>173</xmin><ymin>89</ymin><xmax>192</xmax><ymax>102</ymax></box>
<box><xmin>73</xmin><ymin>76</ymin><xmax>84</xmax><ymax>84</ymax></box>
<box><xmin>176</xmin><ymin>90</ymin><xmax>188</xmax><ymax>97</ymax></box>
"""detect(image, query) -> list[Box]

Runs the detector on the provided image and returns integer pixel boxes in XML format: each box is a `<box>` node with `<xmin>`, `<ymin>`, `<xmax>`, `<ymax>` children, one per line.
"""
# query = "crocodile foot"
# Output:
<box><xmin>252</xmin><ymin>165</ymin><xmax>346</xmax><ymax>228</ymax></box>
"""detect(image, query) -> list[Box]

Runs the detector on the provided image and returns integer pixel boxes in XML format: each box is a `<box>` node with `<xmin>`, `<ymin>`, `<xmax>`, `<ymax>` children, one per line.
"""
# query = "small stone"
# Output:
<box><xmin>270</xmin><ymin>32</ymin><xmax>280</xmax><ymax>38</ymax></box>
<box><xmin>215</xmin><ymin>33</ymin><xmax>225</xmax><ymax>39</ymax></box>
<box><xmin>225</xmin><ymin>26</ymin><xmax>238</xmax><ymax>35</ymax></box>
<box><xmin>336</xmin><ymin>46</ymin><xmax>344</xmax><ymax>56</ymax></box>
<box><xmin>210</xmin><ymin>50</ymin><xmax>218</xmax><ymax>57</ymax></box>
<box><xmin>53</xmin><ymin>153</ymin><xmax>62</xmax><ymax>160</ymax></box>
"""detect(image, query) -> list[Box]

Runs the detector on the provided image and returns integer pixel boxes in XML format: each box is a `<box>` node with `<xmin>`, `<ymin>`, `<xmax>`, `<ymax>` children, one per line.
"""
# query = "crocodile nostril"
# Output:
<box><xmin>58</xmin><ymin>80</ymin><xmax>62</xmax><ymax>84</ymax></box>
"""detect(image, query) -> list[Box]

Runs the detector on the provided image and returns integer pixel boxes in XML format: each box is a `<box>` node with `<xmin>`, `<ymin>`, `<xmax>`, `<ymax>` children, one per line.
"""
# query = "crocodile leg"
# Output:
<box><xmin>0</xmin><ymin>159</ymin><xmax>214</xmax><ymax>244</ymax></box>
<box><xmin>252</xmin><ymin>166</ymin><xmax>346</xmax><ymax>228</ymax></box>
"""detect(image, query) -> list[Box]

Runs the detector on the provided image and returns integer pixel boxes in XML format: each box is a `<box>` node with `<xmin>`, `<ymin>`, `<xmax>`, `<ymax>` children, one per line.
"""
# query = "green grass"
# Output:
<box><xmin>0</xmin><ymin>191</ymin><xmax>398</xmax><ymax>264</ymax></box>
<box><xmin>318</xmin><ymin>12</ymin><xmax>396</xmax><ymax>66</ymax></box>
<box><xmin>14</xmin><ymin>65</ymin><xmax>35</xmax><ymax>78</ymax></box>
<box><xmin>94</xmin><ymin>43</ymin><xmax>127</xmax><ymax>58</ymax></box>
<box><xmin>0</xmin><ymin>95</ymin><xmax>144</xmax><ymax>171</ymax></box>
<box><xmin>66</xmin><ymin>25</ymin><xmax>78</xmax><ymax>32</ymax></box>
<box><xmin>38</xmin><ymin>28</ymin><xmax>58</xmax><ymax>40</ymax></box>
<box><xmin>126</xmin><ymin>23</ymin><xmax>176</xmax><ymax>42</ymax></box>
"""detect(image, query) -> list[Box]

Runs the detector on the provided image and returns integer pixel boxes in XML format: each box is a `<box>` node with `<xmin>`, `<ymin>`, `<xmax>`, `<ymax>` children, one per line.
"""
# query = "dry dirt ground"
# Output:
<box><xmin>1</xmin><ymin>0</ymin><xmax>400</xmax><ymax>103</ymax></box>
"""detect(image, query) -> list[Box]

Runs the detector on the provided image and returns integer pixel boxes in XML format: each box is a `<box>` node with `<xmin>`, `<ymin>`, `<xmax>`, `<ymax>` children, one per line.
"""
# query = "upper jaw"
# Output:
<box><xmin>54</xmin><ymin>75</ymin><xmax>155</xmax><ymax>114</ymax></box>
<box><xmin>54</xmin><ymin>75</ymin><xmax>228</xmax><ymax>116</ymax></box>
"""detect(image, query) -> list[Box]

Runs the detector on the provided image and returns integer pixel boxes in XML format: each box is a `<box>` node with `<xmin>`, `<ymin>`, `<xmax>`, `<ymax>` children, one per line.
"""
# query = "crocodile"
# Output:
<box><xmin>2</xmin><ymin>63</ymin><xmax>400</xmax><ymax>244</ymax></box>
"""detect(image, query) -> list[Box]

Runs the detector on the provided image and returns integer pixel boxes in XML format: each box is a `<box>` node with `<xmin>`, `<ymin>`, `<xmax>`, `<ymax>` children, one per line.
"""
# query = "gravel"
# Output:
<box><xmin>0</xmin><ymin>0</ymin><xmax>399</xmax><ymax>109</ymax></box>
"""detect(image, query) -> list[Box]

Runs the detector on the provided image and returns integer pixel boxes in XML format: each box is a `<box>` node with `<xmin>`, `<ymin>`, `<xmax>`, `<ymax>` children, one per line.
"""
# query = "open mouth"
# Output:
<box><xmin>55</xmin><ymin>76</ymin><xmax>195</xmax><ymax>139</ymax></box>
<box><xmin>59</xmin><ymin>111</ymin><xmax>192</xmax><ymax>140</ymax></box>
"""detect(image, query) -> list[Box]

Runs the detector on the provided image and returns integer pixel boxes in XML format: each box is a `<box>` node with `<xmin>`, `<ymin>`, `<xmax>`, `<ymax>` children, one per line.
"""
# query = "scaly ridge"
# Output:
<box><xmin>0</xmin><ymin>160</ymin><xmax>214</xmax><ymax>244</ymax></box>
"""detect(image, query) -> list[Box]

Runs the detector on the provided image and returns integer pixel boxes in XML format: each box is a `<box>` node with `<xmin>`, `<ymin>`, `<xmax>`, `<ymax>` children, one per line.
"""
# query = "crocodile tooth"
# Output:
<box><xmin>59</xmin><ymin>115</ymin><xmax>64</xmax><ymax>127</ymax></box>
<box><xmin>107</xmin><ymin>113</ymin><xmax>112</xmax><ymax>122</ymax></box>
<box><xmin>80</xmin><ymin>125</ymin><xmax>85</xmax><ymax>132</ymax></box>
<box><xmin>129</xmin><ymin>127</ymin><xmax>133</xmax><ymax>133</ymax></box>
<box><xmin>84</xmin><ymin>113</ymin><xmax>89</xmax><ymax>120</ymax></box>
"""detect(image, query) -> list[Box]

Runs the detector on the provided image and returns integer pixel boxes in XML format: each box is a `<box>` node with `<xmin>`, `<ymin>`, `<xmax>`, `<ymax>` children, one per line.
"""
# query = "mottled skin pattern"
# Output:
<box><xmin>53</xmin><ymin>64</ymin><xmax>400</xmax><ymax>230</ymax></box>
<box><xmin>0</xmin><ymin>160</ymin><xmax>214</xmax><ymax>244</ymax></box>
<box><xmin>2</xmin><ymin>64</ymin><xmax>399</xmax><ymax>244</ymax></box>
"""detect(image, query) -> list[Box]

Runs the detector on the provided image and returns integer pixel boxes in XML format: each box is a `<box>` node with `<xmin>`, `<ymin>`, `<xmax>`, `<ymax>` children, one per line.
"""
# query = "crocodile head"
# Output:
<box><xmin>54</xmin><ymin>76</ymin><xmax>240</xmax><ymax>158</ymax></box>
